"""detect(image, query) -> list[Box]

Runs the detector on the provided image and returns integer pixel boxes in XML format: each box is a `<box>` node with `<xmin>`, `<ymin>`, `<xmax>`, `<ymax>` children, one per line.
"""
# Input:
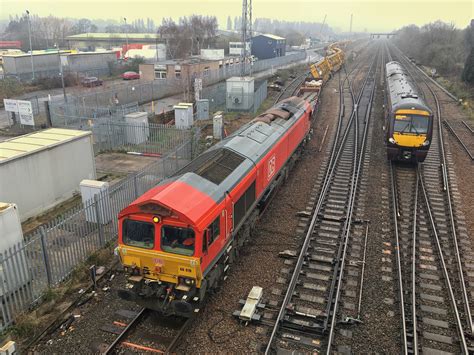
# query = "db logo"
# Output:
<box><xmin>267</xmin><ymin>155</ymin><xmax>276</xmax><ymax>181</ymax></box>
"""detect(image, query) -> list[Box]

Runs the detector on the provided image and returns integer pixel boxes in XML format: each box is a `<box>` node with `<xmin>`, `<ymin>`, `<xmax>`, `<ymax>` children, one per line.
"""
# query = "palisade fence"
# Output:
<box><xmin>92</xmin><ymin>121</ymin><xmax>194</xmax><ymax>156</ymax></box>
<box><xmin>0</xmin><ymin>132</ymin><xmax>197</xmax><ymax>331</ymax></box>
<box><xmin>48</xmin><ymin>52</ymin><xmax>306</xmax><ymax>125</ymax></box>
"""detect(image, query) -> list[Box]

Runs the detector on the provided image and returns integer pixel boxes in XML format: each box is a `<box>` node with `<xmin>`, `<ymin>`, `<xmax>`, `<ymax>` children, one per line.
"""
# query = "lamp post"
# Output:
<box><xmin>55</xmin><ymin>43</ymin><xmax>67</xmax><ymax>102</ymax></box>
<box><xmin>26</xmin><ymin>10</ymin><xmax>35</xmax><ymax>80</ymax></box>
<box><xmin>123</xmin><ymin>17</ymin><xmax>129</xmax><ymax>59</ymax></box>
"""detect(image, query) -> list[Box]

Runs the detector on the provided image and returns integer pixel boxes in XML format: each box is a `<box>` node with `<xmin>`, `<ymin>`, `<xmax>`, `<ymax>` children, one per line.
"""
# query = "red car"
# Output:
<box><xmin>122</xmin><ymin>71</ymin><xmax>140</xmax><ymax>80</ymax></box>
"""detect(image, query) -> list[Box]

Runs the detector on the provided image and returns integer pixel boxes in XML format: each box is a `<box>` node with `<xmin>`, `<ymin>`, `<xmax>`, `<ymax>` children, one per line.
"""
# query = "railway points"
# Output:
<box><xmin>4</xmin><ymin>35</ymin><xmax>473</xmax><ymax>355</ymax></box>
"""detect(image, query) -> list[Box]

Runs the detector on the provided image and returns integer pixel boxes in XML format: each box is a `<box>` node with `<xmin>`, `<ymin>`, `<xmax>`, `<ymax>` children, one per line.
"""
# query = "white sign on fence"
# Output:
<box><xmin>17</xmin><ymin>100</ymin><xmax>34</xmax><ymax>126</ymax></box>
<box><xmin>3</xmin><ymin>99</ymin><xmax>19</xmax><ymax>113</ymax></box>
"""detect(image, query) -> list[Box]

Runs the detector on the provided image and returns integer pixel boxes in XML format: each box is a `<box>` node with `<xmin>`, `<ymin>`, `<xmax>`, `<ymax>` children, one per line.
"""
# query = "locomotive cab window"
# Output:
<box><xmin>123</xmin><ymin>219</ymin><xmax>155</xmax><ymax>249</ymax></box>
<box><xmin>203</xmin><ymin>217</ymin><xmax>220</xmax><ymax>253</ymax></box>
<box><xmin>161</xmin><ymin>225</ymin><xmax>195</xmax><ymax>256</ymax></box>
<box><xmin>394</xmin><ymin>114</ymin><xmax>429</xmax><ymax>134</ymax></box>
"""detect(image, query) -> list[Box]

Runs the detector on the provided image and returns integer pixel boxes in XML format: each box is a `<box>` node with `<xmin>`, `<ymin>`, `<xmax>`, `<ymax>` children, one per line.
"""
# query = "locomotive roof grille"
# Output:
<box><xmin>174</xmin><ymin>148</ymin><xmax>245</xmax><ymax>185</ymax></box>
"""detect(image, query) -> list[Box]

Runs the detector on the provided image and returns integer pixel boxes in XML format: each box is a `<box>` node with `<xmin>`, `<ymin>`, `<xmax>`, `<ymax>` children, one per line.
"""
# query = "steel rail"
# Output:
<box><xmin>417</xmin><ymin>166</ymin><xmax>469</xmax><ymax>353</ymax></box>
<box><xmin>413</xmin><ymin>53</ymin><xmax>474</xmax><ymax>337</ymax></box>
<box><xmin>103</xmin><ymin>308</ymin><xmax>147</xmax><ymax>355</ymax></box>
<box><xmin>164</xmin><ymin>318</ymin><xmax>193</xmax><ymax>355</ymax></box>
<box><xmin>393</xmin><ymin>44</ymin><xmax>472</xmax><ymax>350</ymax></box>
<box><xmin>264</xmin><ymin>44</ymin><xmax>378</xmax><ymax>355</ymax></box>
<box><xmin>274</xmin><ymin>72</ymin><xmax>308</xmax><ymax>105</ymax></box>
<box><xmin>443</xmin><ymin>119</ymin><xmax>474</xmax><ymax>160</ymax></box>
<box><xmin>326</xmin><ymin>49</ymin><xmax>378</xmax><ymax>354</ymax></box>
<box><xmin>411</xmin><ymin>171</ymin><xmax>420</xmax><ymax>355</ymax></box>
<box><xmin>389</xmin><ymin>163</ymin><xmax>408</xmax><ymax>355</ymax></box>
<box><xmin>462</xmin><ymin>120</ymin><xmax>474</xmax><ymax>134</ymax></box>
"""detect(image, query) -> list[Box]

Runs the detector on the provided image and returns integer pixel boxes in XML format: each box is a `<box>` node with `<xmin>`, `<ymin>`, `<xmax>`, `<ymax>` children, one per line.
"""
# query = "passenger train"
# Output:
<box><xmin>385</xmin><ymin>61</ymin><xmax>433</xmax><ymax>162</ymax></box>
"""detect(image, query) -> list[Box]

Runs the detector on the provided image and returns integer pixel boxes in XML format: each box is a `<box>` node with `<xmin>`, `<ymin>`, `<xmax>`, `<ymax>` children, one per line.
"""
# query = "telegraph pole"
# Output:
<box><xmin>350</xmin><ymin>14</ymin><xmax>353</xmax><ymax>38</ymax></box>
<box><xmin>123</xmin><ymin>17</ymin><xmax>129</xmax><ymax>59</ymax></box>
<box><xmin>55</xmin><ymin>44</ymin><xmax>67</xmax><ymax>102</ymax></box>
<box><xmin>26</xmin><ymin>10</ymin><xmax>35</xmax><ymax>81</ymax></box>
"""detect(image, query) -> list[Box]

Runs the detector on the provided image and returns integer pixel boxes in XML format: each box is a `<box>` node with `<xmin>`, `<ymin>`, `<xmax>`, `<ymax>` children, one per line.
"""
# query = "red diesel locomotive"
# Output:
<box><xmin>116</xmin><ymin>96</ymin><xmax>313</xmax><ymax>317</ymax></box>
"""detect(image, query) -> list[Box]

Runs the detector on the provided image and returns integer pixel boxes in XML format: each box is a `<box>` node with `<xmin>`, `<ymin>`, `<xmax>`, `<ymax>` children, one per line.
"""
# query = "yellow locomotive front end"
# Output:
<box><xmin>387</xmin><ymin>109</ymin><xmax>433</xmax><ymax>162</ymax></box>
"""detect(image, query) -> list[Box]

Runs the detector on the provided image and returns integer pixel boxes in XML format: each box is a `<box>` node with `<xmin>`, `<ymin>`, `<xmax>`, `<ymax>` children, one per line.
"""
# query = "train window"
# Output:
<box><xmin>394</xmin><ymin>115</ymin><xmax>429</xmax><ymax>134</ymax></box>
<box><xmin>123</xmin><ymin>220</ymin><xmax>155</xmax><ymax>249</ymax></box>
<box><xmin>411</xmin><ymin>115</ymin><xmax>429</xmax><ymax>134</ymax></box>
<box><xmin>208</xmin><ymin>217</ymin><xmax>220</xmax><ymax>245</ymax></box>
<box><xmin>161</xmin><ymin>226</ymin><xmax>195</xmax><ymax>256</ymax></box>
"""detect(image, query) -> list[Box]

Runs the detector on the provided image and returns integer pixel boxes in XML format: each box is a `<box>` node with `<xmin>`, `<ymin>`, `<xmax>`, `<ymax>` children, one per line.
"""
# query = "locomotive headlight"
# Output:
<box><xmin>389</xmin><ymin>138</ymin><xmax>396</xmax><ymax>144</ymax></box>
<box><xmin>422</xmin><ymin>140</ymin><xmax>430</xmax><ymax>146</ymax></box>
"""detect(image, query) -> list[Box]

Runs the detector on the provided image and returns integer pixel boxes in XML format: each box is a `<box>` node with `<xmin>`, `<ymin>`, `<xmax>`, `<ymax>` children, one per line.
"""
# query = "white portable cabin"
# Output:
<box><xmin>0</xmin><ymin>202</ymin><xmax>28</xmax><ymax>297</ymax></box>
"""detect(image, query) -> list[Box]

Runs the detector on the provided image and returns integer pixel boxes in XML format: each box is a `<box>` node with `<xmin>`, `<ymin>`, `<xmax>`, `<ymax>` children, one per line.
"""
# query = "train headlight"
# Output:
<box><xmin>422</xmin><ymin>140</ymin><xmax>430</xmax><ymax>146</ymax></box>
<box><xmin>388</xmin><ymin>138</ymin><xmax>396</xmax><ymax>144</ymax></box>
<box><xmin>176</xmin><ymin>277</ymin><xmax>196</xmax><ymax>292</ymax></box>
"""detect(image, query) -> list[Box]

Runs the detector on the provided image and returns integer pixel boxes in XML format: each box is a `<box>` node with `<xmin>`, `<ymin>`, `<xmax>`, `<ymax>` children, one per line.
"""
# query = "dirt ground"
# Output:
<box><xmin>95</xmin><ymin>152</ymin><xmax>159</xmax><ymax>176</ymax></box>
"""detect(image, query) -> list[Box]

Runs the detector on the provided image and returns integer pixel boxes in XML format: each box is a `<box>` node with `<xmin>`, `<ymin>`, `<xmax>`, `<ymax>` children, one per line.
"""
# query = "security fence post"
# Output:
<box><xmin>94</xmin><ymin>194</ymin><xmax>105</xmax><ymax>247</ymax></box>
<box><xmin>133</xmin><ymin>175</ymin><xmax>139</xmax><ymax>198</ymax></box>
<box><xmin>39</xmin><ymin>226</ymin><xmax>53</xmax><ymax>286</ymax></box>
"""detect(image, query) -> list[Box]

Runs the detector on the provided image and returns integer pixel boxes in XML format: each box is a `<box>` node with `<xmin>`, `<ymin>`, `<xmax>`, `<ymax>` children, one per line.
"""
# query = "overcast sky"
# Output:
<box><xmin>1</xmin><ymin>0</ymin><xmax>472</xmax><ymax>32</ymax></box>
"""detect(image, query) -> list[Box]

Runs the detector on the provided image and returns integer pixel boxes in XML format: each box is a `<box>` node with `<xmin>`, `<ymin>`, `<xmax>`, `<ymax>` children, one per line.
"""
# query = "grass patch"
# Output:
<box><xmin>420</xmin><ymin>66</ymin><xmax>474</xmax><ymax>122</ymax></box>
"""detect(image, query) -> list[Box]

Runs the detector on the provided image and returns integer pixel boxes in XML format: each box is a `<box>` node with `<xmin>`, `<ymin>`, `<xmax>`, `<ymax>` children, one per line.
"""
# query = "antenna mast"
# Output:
<box><xmin>241</xmin><ymin>0</ymin><xmax>252</xmax><ymax>76</ymax></box>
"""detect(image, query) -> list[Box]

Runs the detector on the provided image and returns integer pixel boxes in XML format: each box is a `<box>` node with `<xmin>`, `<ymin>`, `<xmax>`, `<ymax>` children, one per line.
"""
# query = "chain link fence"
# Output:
<box><xmin>49</xmin><ymin>52</ymin><xmax>306</xmax><ymax>118</ymax></box>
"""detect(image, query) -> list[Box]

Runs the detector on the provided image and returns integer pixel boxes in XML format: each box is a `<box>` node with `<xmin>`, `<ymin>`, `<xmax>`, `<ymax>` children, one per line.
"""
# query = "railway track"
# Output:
<box><xmin>274</xmin><ymin>72</ymin><xmax>308</xmax><ymax>104</ymax></box>
<box><xmin>101</xmin><ymin>308</ymin><xmax>191</xmax><ymax>354</ymax></box>
<box><xmin>443</xmin><ymin>120</ymin><xmax>474</xmax><ymax>160</ymax></box>
<box><xmin>387</xmin><ymin>43</ymin><xmax>474</xmax><ymax>354</ymax></box>
<box><xmin>264</xmin><ymin>42</ymin><xmax>380</xmax><ymax>354</ymax></box>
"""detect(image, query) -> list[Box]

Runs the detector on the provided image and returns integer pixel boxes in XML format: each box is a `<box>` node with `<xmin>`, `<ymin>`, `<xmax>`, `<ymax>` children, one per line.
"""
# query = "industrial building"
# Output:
<box><xmin>251</xmin><ymin>34</ymin><xmax>286</xmax><ymax>60</ymax></box>
<box><xmin>66</xmin><ymin>32</ymin><xmax>164</xmax><ymax>51</ymax></box>
<box><xmin>229</xmin><ymin>41</ymin><xmax>251</xmax><ymax>56</ymax></box>
<box><xmin>139</xmin><ymin>57</ymin><xmax>221</xmax><ymax>81</ymax></box>
<box><xmin>2</xmin><ymin>51</ymin><xmax>68</xmax><ymax>80</ymax></box>
<box><xmin>61</xmin><ymin>51</ymin><xmax>118</xmax><ymax>76</ymax></box>
<box><xmin>0</xmin><ymin>128</ymin><xmax>96</xmax><ymax>221</ymax></box>
<box><xmin>2</xmin><ymin>50</ymin><xmax>118</xmax><ymax>80</ymax></box>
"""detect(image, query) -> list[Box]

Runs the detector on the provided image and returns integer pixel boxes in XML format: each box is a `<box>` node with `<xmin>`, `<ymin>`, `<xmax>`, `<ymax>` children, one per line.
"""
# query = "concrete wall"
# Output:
<box><xmin>0</xmin><ymin>134</ymin><xmax>96</xmax><ymax>221</ymax></box>
<box><xmin>63</xmin><ymin>52</ymin><xmax>117</xmax><ymax>73</ymax></box>
<box><xmin>139</xmin><ymin>63</ymin><xmax>155</xmax><ymax>81</ymax></box>
<box><xmin>201</xmin><ymin>49</ymin><xmax>225</xmax><ymax>60</ymax></box>
<box><xmin>3</xmin><ymin>53</ymin><xmax>60</xmax><ymax>78</ymax></box>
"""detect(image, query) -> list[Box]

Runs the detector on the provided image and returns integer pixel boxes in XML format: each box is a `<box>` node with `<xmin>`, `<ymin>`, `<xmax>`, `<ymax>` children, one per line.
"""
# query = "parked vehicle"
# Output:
<box><xmin>81</xmin><ymin>77</ymin><xmax>103</xmax><ymax>87</ymax></box>
<box><xmin>122</xmin><ymin>71</ymin><xmax>140</xmax><ymax>80</ymax></box>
